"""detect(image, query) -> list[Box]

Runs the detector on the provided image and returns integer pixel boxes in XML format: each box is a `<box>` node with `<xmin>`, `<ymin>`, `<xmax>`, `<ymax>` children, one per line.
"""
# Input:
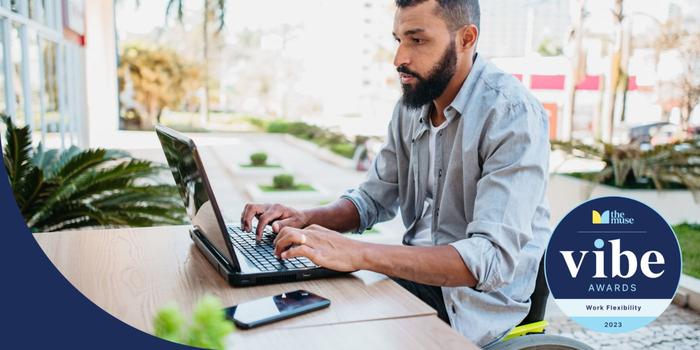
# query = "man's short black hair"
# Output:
<box><xmin>395</xmin><ymin>0</ymin><xmax>480</xmax><ymax>32</ymax></box>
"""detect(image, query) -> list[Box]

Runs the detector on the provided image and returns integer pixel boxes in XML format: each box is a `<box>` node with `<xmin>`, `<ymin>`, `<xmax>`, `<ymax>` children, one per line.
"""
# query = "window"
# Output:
<box><xmin>0</xmin><ymin>0</ymin><xmax>86</xmax><ymax>149</ymax></box>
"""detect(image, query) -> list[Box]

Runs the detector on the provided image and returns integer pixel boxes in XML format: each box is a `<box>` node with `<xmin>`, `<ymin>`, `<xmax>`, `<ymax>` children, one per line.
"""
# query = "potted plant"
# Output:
<box><xmin>2</xmin><ymin>116</ymin><xmax>186</xmax><ymax>232</ymax></box>
<box><xmin>549</xmin><ymin>138</ymin><xmax>700</xmax><ymax>224</ymax></box>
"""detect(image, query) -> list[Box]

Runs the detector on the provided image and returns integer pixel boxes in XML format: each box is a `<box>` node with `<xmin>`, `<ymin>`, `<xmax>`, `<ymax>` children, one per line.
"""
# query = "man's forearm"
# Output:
<box><xmin>356</xmin><ymin>243</ymin><xmax>478</xmax><ymax>287</ymax></box>
<box><xmin>302</xmin><ymin>198</ymin><xmax>360</xmax><ymax>233</ymax></box>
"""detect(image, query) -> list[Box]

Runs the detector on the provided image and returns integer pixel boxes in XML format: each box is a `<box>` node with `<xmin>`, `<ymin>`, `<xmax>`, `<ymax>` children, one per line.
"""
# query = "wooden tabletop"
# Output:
<box><xmin>34</xmin><ymin>226</ymin><xmax>478</xmax><ymax>349</ymax></box>
<box><xmin>229</xmin><ymin>316</ymin><xmax>478</xmax><ymax>350</ymax></box>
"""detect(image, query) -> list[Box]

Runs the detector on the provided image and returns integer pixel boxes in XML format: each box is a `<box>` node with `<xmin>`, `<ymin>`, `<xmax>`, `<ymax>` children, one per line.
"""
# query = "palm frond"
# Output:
<box><xmin>32</xmin><ymin>143</ymin><xmax>60</xmax><ymax>176</ymax></box>
<box><xmin>2</xmin><ymin>116</ymin><xmax>186</xmax><ymax>232</ymax></box>
<box><xmin>51</xmin><ymin>148</ymin><xmax>114</xmax><ymax>180</ymax></box>
<box><xmin>2</xmin><ymin>115</ymin><xmax>33</xmax><ymax>191</ymax></box>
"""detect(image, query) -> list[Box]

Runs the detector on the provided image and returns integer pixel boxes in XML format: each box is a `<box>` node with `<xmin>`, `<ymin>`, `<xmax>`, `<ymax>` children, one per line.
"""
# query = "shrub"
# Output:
<box><xmin>330</xmin><ymin>142</ymin><xmax>357</xmax><ymax>159</ymax></box>
<box><xmin>273</xmin><ymin>174</ymin><xmax>295</xmax><ymax>189</ymax></box>
<box><xmin>249</xmin><ymin>152</ymin><xmax>268</xmax><ymax>166</ymax></box>
<box><xmin>153</xmin><ymin>295</ymin><xmax>234</xmax><ymax>350</ymax></box>
<box><xmin>267</xmin><ymin>120</ymin><xmax>290</xmax><ymax>133</ymax></box>
<box><xmin>1</xmin><ymin>115</ymin><xmax>186</xmax><ymax>232</ymax></box>
<box><xmin>552</xmin><ymin>138</ymin><xmax>700</xmax><ymax>201</ymax></box>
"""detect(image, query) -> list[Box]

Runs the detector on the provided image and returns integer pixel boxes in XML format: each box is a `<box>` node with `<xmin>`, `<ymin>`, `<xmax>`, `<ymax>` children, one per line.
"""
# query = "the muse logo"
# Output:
<box><xmin>592</xmin><ymin>210</ymin><xmax>635</xmax><ymax>224</ymax></box>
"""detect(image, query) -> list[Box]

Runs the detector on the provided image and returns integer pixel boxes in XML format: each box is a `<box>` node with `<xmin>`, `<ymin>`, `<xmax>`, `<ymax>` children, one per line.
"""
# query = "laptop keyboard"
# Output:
<box><xmin>227</xmin><ymin>225</ymin><xmax>317</xmax><ymax>272</ymax></box>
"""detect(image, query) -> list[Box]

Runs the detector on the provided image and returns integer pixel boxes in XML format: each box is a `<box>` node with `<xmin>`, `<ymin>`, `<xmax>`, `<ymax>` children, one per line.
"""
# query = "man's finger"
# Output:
<box><xmin>281</xmin><ymin>244</ymin><xmax>316</xmax><ymax>261</ymax></box>
<box><xmin>241</xmin><ymin>203</ymin><xmax>266</xmax><ymax>232</ymax></box>
<box><xmin>274</xmin><ymin>226</ymin><xmax>301</xmax><ymax>246</ymax></box>
<box><xmin>274</xmin><ymin>229</ymin><xmax>307</xmax><ymax>257</ymax></box>
<box><xmin>256</xmin><ymin>209</ymin><xmax>282</xmax><ymax>241</ymax></box>
<box><xmin>272</xmin><ymin>217</ymin><xmax>301</xmax><ymax>233</ymax></box>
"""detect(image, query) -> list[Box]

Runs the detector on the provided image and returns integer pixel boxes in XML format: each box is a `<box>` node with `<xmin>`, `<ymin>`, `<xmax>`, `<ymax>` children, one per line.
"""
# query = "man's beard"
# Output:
<box><xmin>398</xmin><ymin>40</ymin><xmax>457</xmax><ymax>110</ymax></box>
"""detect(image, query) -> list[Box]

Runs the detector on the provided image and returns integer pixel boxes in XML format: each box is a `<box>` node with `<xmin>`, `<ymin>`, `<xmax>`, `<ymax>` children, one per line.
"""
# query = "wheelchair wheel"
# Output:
<box><xmin>484</xmin><ymin>334</ymin><xmax>594</xmax><ymax>350</ymax></box>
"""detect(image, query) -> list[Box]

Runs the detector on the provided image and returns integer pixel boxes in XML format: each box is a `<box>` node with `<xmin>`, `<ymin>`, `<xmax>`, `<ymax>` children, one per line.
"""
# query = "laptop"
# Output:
<box><xmin>155</xmin><ymin>125</ymin><xmax>344</xmax><ymax>286</ymax></box>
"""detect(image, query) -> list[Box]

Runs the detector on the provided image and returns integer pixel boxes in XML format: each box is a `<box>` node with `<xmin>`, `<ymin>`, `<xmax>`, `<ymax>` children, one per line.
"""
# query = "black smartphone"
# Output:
<box><xmin>224</xmin><ymin>289</ymin><xmax>330</xmax><ymax>329</ymax></box>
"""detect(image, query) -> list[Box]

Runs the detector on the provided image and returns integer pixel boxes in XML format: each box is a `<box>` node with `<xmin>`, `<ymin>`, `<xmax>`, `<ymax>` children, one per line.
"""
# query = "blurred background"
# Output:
<box><xmin>0</xmin><ymin>1</ymin><xmax>699</xmax><ymax>348</ymax></box>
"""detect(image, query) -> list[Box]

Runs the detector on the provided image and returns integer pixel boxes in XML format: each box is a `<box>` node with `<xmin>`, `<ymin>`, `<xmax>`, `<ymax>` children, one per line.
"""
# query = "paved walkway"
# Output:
<box><xmin>126</xmin><ymin>130</ymin><xmax>700</xmax><ymax>349</ymax></box>
<box><xmin>546</xmin><ymin>298</ymin><xmax>700</xmax><ymax>349</ymax></box>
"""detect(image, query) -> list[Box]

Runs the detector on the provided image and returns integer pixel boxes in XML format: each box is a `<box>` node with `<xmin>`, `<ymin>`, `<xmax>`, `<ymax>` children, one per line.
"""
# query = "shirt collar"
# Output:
<box><xmin>447</xmin><ymin>53</ymin><xmax>486</xmax><ymax>118</ymax></box>
<box><xmin>412</xmin><ymin>53</ymin><xmax>486</xmax><ymax>140</ymax></box>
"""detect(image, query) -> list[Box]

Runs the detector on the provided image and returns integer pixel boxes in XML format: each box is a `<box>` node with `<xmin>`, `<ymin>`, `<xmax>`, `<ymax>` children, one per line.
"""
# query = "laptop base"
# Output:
<box><xmin>189</xmin><ymin>228</ymin><xmax>344</xmax><ymax>287</ymax></box>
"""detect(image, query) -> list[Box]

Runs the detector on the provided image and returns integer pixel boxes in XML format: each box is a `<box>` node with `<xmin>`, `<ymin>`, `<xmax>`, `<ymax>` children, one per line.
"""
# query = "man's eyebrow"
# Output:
<box><xmin>392</xmin><ymin>28</ymin><xmax>426</xmax><ymax>37</ymax></box>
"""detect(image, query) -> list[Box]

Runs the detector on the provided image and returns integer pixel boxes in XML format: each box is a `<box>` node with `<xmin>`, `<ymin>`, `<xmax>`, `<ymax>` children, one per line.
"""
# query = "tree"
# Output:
<box><xmin>676</xmin><ymin>34</ymin><xmax>700</xmax><ymax>129</ymax></box>
<box><xmin>166</xmin><ymin>0</ymin><xmax>226</xmax><ymax>124</ymax></box>
<box><xmin>562</xmin><ymin>0</ymin><xmax>587</xmax><ymax>141</ymax></box>
<box><xmin>601</xmin><ymin>0</ymin><xmax>630</xmax><ymax>143</ymax></box>
<box><xmin>117</xmin><ymin>44</ymin><xmax>202</xmax><ymax>129</ymax></box>
<box><xmin>654</xmin><ymin>19</ymin><xmax>700</xmax><ymax>129</ymax></box>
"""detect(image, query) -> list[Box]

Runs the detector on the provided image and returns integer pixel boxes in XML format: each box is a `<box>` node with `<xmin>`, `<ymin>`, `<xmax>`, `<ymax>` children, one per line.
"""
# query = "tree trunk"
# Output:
<box><xmin>602</xmin><ymin>0</ymin><xmax>624</xmax><ymax>143</ymax></box>
<box><xmin>562</xmin><ymin>0</ymin><xmax>587</xmax><ymax>141</ymax></box>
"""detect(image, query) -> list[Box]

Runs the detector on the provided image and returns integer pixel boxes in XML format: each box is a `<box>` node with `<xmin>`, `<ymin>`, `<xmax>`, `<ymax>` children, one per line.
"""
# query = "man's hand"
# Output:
<box><xmin>240</xmin><ymin>203</ymin><xmax>310</xmax><ymax>241</ymax></box>
<box><xmin>273</xmin><ymin>224</ymin><xmax>363</xmax><ymax>272</ymax></box>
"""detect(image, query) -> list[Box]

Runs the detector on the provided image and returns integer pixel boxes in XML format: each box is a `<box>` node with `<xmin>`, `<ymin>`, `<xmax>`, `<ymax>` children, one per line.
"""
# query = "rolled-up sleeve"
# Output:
<box><xmin>450</xmin><ymin>101</ymin><xmax>549</xmax><ymax>292</ymax></box>
<box><xmin>341</xmin><ymin>104</ymin><xmax>402</xmax><ymax>233</ymax></box>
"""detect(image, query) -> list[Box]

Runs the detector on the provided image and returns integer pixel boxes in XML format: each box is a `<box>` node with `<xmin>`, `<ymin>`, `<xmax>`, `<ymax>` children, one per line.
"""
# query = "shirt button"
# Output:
<box><xmin>438</xmin><ymin>169</ymin><xmax>443</xmax><ymax>177</ymax></box>
<box><xmin>451</xmin><ymin>304</ymin><xmax>457</xmax><ymax>313</ymax></box>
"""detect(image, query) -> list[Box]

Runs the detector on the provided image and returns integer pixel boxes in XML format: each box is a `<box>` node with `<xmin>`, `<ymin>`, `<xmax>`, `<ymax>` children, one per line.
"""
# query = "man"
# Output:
<box><xmin>240</xmin><ymin>0</ymin><xmax>551</xmax><ymax>346</ymax></box>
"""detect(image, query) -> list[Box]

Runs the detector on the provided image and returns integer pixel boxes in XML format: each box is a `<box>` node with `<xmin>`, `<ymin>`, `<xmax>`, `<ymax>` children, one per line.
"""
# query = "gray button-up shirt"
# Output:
<box><xmin>341</xmin><ymin>54</ymin><xmax>551</xmax><ymax>347</ymax></box>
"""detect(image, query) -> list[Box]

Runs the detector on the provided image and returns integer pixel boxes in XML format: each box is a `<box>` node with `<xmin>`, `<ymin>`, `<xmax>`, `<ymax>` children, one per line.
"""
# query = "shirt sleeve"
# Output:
<box><xmin>449</xmin><ymin>101</ymin><xmax>549</xmax><ymax>292</ymax></box>
<box><xmin>341</xmin><ymin>103</ymin><xmax>402</xmax><ymax>233</ymax></box>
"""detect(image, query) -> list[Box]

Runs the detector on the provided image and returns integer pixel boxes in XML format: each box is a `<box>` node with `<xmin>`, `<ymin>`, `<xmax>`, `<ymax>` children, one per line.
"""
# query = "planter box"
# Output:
<box><xmin>230</xmin><ymin>163</ymin><xmax>287</xmax><ymax>178</ymax></box>
<box><xmin>548</xmin><ymin>174</ymin><xmax>700</xmax><ymax>225</ymax></box>
<box><xmin>245</xmin><ymin>183</ymin><xmax>332</xmax><ymax>204</ymax></box>
<box><xmin>677</xmin><ymin>274</ymin><xmax>700</xmax><ymax>313</ymax></box>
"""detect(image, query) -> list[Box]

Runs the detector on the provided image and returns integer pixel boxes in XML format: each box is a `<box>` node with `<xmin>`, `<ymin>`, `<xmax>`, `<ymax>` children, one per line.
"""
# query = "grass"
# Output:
<box><xmin>674</xmin><ymin>223</ymin><xmax>700</xmax><ymax>279</ymax></box>
<box><xmin>259</xmin><ymin>184</ymin><xmax>315</xmax><ymax>192</ymax></box>
<box><xmin>240</xmin><ymin>163</ymin><xmax>282</xmax><ymax>168</ymax></box>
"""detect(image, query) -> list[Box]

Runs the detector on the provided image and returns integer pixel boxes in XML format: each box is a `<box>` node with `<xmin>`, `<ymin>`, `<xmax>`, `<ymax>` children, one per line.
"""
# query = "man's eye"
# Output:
<box><xmin>412</xmin><ymin>38</ymin><xmax>423</xmax><ymax>44</ymax></box>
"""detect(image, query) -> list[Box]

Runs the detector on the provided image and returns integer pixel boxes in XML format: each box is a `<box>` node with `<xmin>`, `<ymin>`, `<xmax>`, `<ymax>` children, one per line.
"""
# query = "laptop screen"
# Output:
<box><xmin>156</xmin><ymin>126</ymin><xmax>237</xmax><ymax>267</ymax></box>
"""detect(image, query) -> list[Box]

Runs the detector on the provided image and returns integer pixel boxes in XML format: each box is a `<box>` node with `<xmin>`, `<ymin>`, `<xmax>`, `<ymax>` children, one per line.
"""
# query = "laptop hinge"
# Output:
<box><xmin>190</xmin><ymin>228</ymin><xmax>239</xmax><ymax>273</ymax></box>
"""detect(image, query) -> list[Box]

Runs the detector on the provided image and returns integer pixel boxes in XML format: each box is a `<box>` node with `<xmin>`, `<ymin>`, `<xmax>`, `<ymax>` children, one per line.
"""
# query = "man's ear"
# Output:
<box><xmin>457</xmin><ymin>24</ymin><xmax>478</xmax><ymax>52</ymax></box>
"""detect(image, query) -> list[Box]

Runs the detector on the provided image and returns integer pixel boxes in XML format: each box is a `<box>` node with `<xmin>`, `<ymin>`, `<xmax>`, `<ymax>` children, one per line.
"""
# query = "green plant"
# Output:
<box><xmin>153</xmin><ymin>295</ymin><xmax>234</xmax><ymax>350</ymax></box>
<box><xmin>266</xmin><ymin>120</ymin><xmax>290</xmax><ymax>133</ymax></box>
<box><xmin>2</xmin><ymin>116</ymin><xmax>186</xmax><ymax>232</ymax></box>
<box><xmin>552</xmin><ymin>138</ymin><xmax>700</xmax><ymax>201</ymax></box>
<box><xmin>272</xmin><ymin>173</ymin><xmax>295</xmax><ymax>189</ymax></box>
<box><xmin>330</xmin><ymin>142</ymin><xmax>357</xmax><ymax>159</ymax></box>
<box><xmin>674</xmin><ymin>223</ymin><xmax>700</xmax><ymax>279</ymax></box>
<box><xmin>249</xmin><ymin>152</ymin><xmax>268</xmax><ymax>166</ymax></box>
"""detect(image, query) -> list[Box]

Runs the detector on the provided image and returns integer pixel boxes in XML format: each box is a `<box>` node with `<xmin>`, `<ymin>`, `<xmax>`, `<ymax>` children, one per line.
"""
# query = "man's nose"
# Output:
<box><xmin>393</xmin><ymin>44</ymin><xmax>410</xmax><ymax>68</ymax></box>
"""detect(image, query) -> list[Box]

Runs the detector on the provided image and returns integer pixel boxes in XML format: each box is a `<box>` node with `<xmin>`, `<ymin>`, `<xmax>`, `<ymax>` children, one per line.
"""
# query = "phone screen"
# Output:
<box><xmin>224</xmin><ymin>290</ymin><xmax>329</xmax><ymax>328</ymax></box>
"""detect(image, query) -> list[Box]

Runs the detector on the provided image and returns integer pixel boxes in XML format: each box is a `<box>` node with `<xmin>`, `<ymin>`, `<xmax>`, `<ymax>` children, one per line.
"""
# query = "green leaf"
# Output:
<box><xmin>187</xmin><ymin>295</ymin><xmax>234</xmax><ymax>350</ymax></box>
<box><xmin>153</xmin><ymin>303</ymin><xmax>186</xmax><ymax>343</ymax></box>
<box><xmin>153</xmin><ymin>296</ymin><xmax>234</xmax><ymax>350</ymax></box>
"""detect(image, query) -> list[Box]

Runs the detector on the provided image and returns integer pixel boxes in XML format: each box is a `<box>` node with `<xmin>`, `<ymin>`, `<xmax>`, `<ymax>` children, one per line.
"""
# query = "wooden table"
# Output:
<box><xmin>34</xmin><ymin>226</ymin><xmax>478</xmax><ymax>349</ymax></box>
